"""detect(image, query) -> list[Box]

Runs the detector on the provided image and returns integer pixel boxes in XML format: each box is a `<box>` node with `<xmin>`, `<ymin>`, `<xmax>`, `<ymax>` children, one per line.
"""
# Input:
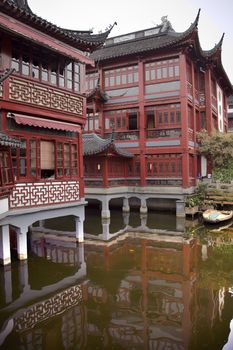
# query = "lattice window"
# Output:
<box><xmin>85</xmin><ymin>113</ymin><xmax>99</xmax><ymax>132</ymax></box>
<box><xmin>12</xmin><ymin>136</ymin><xmax>79</xmax><ymax>180</ymax></box>
<box><xmin>145</xmin><ymin>58</ymin><xmax>179</xmax><ymax>82</ymax></box>
<box><xmin>10</xmin><ymin>42</ymin><xmax>81</xmax><ymax>92</ymax></box>
<box><xmin>104</xmin><ymin>109</ymin><xmax>138</xmax><ymax>131</ymax></box>
<box><xmin>147</xmin><ymin>154</ymin><xmax>182</xmax><ymax>177</ymax></box>
<box><xmin>85</xmin><ymin>72</ymin><xmax>99</xmax><ymax>92</ymax></box>
<box><xmin>0</xmin><ymin>149</ymin><xmax>14</xmax><ymax>187</ymax></box>
<box><xmin>145</xmin><ymin>104</ymin><xmax>181</xmax><ymax>129</ymax></box>
<box><xmin>104</xmin><ymin>65</ymin><xmax>138</xmax><ymax>88</ymax></box>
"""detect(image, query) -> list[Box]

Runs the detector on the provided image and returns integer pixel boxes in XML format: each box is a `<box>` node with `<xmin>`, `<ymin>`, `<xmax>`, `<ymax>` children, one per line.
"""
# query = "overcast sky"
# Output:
<box><xmin>28</xmin><ymin>0</ymin><xmax>233</xmax><ymax>84</ymax></box>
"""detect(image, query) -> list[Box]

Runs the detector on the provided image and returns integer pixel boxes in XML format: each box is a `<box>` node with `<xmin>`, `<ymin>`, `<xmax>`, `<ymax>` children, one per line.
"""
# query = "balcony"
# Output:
<box><xmin>9</xmin><ymin>180</ymin><xmax>80</xmax><ymax>209</ymax></box>
<box><xmin>146</xmin><ymin>128</ymin><xmax>181</xmax><ymax>139</ymax></box>
<box><xmin>4</xmin><ymin>75</ymin><xmax>84</xmax><ymax>116</ymax></box>
<box><xmin>114</xmin><ymin>131</ymin><xmax>139</xmax><ymax>141</ymax></box>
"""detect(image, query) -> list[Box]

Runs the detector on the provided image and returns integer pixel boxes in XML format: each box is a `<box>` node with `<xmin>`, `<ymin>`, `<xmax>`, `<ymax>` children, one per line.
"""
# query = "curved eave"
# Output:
<box><xmin>86</xmin><ymin>87</ymin><xmax>108</xmax><ymax>102</ymax></box>
<box><xmin>193</xmin><ymin>33</ymin><xmax>232</xmax><ymax>94</ymax></box>
<box><xmin>0</xmin><ymin>132</ymin><xmax>23</xmax><ymax>148</ymax></box>
<box><xmin>0</xmin><ymin>0</ymin><xmax>110</xmax><ymax>52</ymax></box>
<box><xmin>83</xmin><ymin>133</ymin><xmax>113</xmax><ymax>156</ymax></box>
<box><xmin>82</xmin><ymin>133</ymin><xmax>133</xmax><ymax>158</ymax></box>
<box><xmin>91</xmin><ymin>10</ymin><xmax>200</xmax><ymax>62</ymax></box>
<box><xmin>112</xmin><ymin>144</ymin><xmax>134</xmax><ymax>158</ymax></box>
<box><xmin>202</xmin><ymin>33</ymin><xmax>224</xmax><ymax>59</ymax></box>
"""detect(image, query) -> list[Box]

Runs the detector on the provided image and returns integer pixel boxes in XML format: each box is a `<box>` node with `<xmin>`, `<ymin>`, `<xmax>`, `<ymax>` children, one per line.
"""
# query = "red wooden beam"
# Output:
<box><xmin>0</xmin><ymin>12</ymin><xmax>94</xmax><ymax>66</ymax></box>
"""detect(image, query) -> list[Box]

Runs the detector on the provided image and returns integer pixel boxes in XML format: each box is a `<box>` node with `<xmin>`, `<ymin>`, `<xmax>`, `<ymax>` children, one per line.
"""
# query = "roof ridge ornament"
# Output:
<box><xmin>10</xmin><ymin>0</ymin><xmax>32</xmax><ymax>13</ymax></box>
<box><xmin>160</xmin><ymin>16</ymin><xmax>173</xmax><ymax>32</ymax></box>
<box><xmin>194</xmin><ymin>8</ymin><xmax>201</xmax><ymax>28</ymax></box>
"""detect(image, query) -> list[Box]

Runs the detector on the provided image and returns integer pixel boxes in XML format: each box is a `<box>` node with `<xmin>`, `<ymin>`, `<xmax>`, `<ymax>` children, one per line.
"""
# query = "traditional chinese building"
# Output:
<box><xmin>228</xmin><ymin>92</ymin><xmax>233</xmax><ymax>132</ymax></box>
<box><xmin>0</xmin><ymin>0</ymin><xmax>111</xmax><ymax>265</ymax></box>
<box><xmin>84</xmin><ymin>11</ymin><xmax>233</xmax><ymax>218</ymax></box>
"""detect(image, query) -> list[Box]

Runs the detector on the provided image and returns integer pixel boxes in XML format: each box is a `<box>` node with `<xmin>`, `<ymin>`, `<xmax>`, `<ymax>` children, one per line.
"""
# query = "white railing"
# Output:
<box><xmin>9</xmin><ymin>180</ymin><xmax>80</xmax><ymax>209</ymax></box>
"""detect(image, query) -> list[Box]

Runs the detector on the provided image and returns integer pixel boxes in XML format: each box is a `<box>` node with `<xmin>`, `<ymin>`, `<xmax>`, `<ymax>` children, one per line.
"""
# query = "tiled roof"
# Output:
<box><xmin>86</xmin><ymin>84</ymin><xmax>108</xmax><ymax>102</ymax></box>
<box><xmin>83</xmin><ymin>133</ymin><xmax>133</xmax><ymax>158</ymax></box>
<box><xmin>90</xmin><ymin>11</ymin><xmax>232</xmax><ymax>95</ymax></box>
<box><xmin>0</xmin><ymin>0</ymin><xmax>114</xmax><ymax>52</ymax></box>
<box><xmin>91</xmin><ymin>13</ymin><xmax>199</xmax><ymax>61</ymax></box>
<box><xmin>0</xmin><ymin>132</ymin><xmax>23</xmax><ymax>148</ymax></box>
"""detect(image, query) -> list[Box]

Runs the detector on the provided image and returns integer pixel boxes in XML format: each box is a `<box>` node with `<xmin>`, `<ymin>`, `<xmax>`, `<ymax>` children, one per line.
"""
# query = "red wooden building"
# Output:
<box><xmin>84</xmin><ymin>11</ymin><xmax>233</xmax><ymax>217</ymax></box>
<box><xmin>0</xmin><ymin>0</ymin><xmax>111</xmax><ymax>264</ymax></box>
<box><xmin>228</xmin><ymin>93</ymin><xmax>233</xmax><ymax>132</ymax></box>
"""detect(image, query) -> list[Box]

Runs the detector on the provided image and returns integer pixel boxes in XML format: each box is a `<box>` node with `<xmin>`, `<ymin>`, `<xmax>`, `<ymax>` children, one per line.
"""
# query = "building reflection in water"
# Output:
<box><xmin>0</xmin><ymin>211</ymin><xmax>233</xmax><ymax>349</ymax></box>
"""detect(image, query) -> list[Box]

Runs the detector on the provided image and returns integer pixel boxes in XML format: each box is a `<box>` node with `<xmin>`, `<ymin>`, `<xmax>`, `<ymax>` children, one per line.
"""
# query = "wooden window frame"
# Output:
<box><xmin>145</xmin><ymin>58</ymin><xmax>180</xmax><ymax>83</ymax></box>
<box><xmin>11</xmin><ymin>42</ymin><xmax>81</xmax><ymax>92</ymax></box>
<box><xmin>104</xmin><ymin>65</ymin><xmax>139</xmax><ymax>89</ymax></box>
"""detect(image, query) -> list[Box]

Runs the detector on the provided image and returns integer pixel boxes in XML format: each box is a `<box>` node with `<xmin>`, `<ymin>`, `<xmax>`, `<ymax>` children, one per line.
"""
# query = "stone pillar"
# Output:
<box><xmin>78</xmin><ymin>242</ymin><xmax>85</xmax><ymax>264</ymax></box>
<box><xmin>176</xmin><ymin>200</ymin><xmax>185</xmax><ymax>217</ymax></box>
<box><xmin>102</xmin><ymin>218</ymin><xmax>110</xmax><ymax>240</ymax></box>
<box><xmin>0</xmin><ymin>225</ymin><xmax>11</xmax><ymax>265</ymax></box>
<box><xmin>75</xmin><ymin>217</ymin><xmax>84</xmax><ymax>243</ymax></box>
<box><xmin>176</xmin><ymin>217</ymin><xmax>185</xmax><ymax>231</ymax></box>
<box><xmin>1</xmin><ymin>265</ymin><xmax>12</xmax><ymax>304</ymax></box>
<box><xmin>16</xmin><ymin>226</ymin><xmax>28</xmax><ymax>261</ymax></box>
<box><xmin>19</xmin><ymin>260</ymin><xmax>30</xmax><ymax>293</ymax></box>
<box><xmin>101</xmin><ymin>198</ymin><xmax>110</xmax><ymax>218</ymax></box>
<box><xmin>122</xmin><ymin>198</ymin><xmax>130</xmax><ymax>213</ymax></box>
<box><xmin>201</xmin><ymin>244</ymin><xmax>208</xmax><ymax>261</ymax></box>
<box><xmin>140</xmin><ymin>214</ymin><xmax>147</xmax><ymax>229</ymax></box>
<box><xmin>38</xmin><ymin>220</ymin><xmax>45</xmax><ymax>228</ymax></box>
<box><xmin>123</xmin><ymin>213</ymin><xmax>130</xmax><ymax>226</ymax></box>
<box><xmin>140</xmin><ymin>198</ymin><xmax>148</xmax><ymax>214</ymax></box>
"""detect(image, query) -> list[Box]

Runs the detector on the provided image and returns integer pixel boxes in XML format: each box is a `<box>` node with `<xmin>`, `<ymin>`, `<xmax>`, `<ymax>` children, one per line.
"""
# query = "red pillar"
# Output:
<box><xmin>99</xmin><ymin>67</ymin><xmax>104</xmax><ymax>136</ymax></box>
<box><xmin>179</xmin><ymin>53</ymin><xmax>190</xmax><ymax>188</ymax></box>
<box><xmin>78</xmin><ymin>132</ymin><xmax>84</xmax><ymax>198</ymax></box>
<box><xmin>204</xmin><ymin>68</ymin><xmax>212</xmax><ymax>134</ymax></box>
<box><xmin>138</xmin><ymin>60</ymin><xmax>146</xmax><ymax>186</ymax></box>
<box><xmin>103</xmin><ymin>157</ymin><xmax>109</xmax><ymax>188</ymax></box>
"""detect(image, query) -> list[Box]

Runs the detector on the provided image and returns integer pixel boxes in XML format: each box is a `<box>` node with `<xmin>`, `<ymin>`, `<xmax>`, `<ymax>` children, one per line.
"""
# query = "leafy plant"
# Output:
<box><xmin>185</xmin><ymin>195</ymin><xmax>201</xmax><ymax>208</ymax></box>
<box><xmin>197</xmin><ymin>131</ymin><xmax>233</xmax><ymax>183</ymax></box>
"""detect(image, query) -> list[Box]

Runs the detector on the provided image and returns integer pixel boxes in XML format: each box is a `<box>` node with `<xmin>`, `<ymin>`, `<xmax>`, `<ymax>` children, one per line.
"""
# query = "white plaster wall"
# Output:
<box><xmin>217</xmin><ymin>84</ymin><xmax>223</xmax><ymax>132</ymax></box>
<box><xmin>201</xmin><ymin>156</ymin><xmax>207</xmax><ymax>177</ymax></box>
<box><xmin>0</xmin><ymin>198</ymin><xmax>9</xmax><ymax>216</ymax></box>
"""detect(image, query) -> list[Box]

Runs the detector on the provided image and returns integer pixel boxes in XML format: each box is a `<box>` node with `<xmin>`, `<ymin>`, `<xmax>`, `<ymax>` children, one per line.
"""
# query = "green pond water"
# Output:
<box><xmin>0</xmin><ymin>208</ymin><xmax>233</xmax><ymax>350</ymax></box>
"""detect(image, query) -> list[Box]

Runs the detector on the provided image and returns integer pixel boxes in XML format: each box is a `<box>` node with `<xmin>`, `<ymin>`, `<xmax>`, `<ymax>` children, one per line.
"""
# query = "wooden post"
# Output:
<box><xmin>179</xmin><ymin>53</ymin><xmax>190</xmax><ymax>188</ymax></box>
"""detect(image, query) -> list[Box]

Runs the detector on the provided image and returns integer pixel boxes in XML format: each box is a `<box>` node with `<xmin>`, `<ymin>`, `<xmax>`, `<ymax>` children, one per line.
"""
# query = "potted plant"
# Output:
<box><xmin>185</xmin><ymin>195</ymin><xmax>200</xmax><ymax>217</ymax></box>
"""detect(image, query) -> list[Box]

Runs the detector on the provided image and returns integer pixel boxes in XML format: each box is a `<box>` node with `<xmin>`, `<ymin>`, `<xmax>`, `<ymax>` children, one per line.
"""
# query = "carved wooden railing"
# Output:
<box><xmin>9</xmin><ymin>180</ymin><xmax>80</xmax><ymax>209</ymax></box>
<box><xmin>7</xmin><ymin>76</ymin><xmax>84</xmax><ymax>116</ymax></box>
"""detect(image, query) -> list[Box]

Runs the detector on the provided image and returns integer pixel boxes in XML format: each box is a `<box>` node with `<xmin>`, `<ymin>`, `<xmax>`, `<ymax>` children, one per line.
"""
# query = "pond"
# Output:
<box><xmin>0</xmin><ymin>208</ymin><xmax>233</xmax><ymax>350</ymax></box>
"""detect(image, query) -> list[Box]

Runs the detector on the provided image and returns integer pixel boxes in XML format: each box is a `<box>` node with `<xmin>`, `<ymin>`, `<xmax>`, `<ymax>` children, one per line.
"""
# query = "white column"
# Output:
<box><xmin>102</xmin><ymin>218</ymin><xmax>110</xmax><ymax>240</ymax></box>
<box><xmin>176</xmin><ymin>217</ymin><xmax>185</xmax><ymax>231</ymax></box>
<box><xmin>201</xmin><ymin>244</ymin><xmax>208</xmax><ymax>261</ymax></box>
<box><xmin>123</xmin><ymin>213</ymin><xmax>130</xmax><ymax>226</ymax></box>
<box><xmin>78</xmin><ymin>243</ymin><xmax>85</xmax><ymax>264</ymax></box>
<box><xmin>101</xmin><ymin>198</ymin><xmax>110</xmax><ymax>218</ymax></box>
<box><xmin>75</xmin><ymin>217</ymin><xmax>84</xmax><ymax>243</ymax></box>
<box><xmin>176</xmin><ymin>200</ymin><xmax>185</xmax><ymax>217</ymax></box>
<box><xmin>140</xmin><ymin>214</ymin><xmax>147</xmax><ymax>229</ymax></box>
<box><xmin>16</xmin><ymin>226</ymin><xmax>28</xmax><ymax>261</ymax></box>
<box><xmin>122</xmin><ymin>198</ymin><xmax>130</xmax><ymax>213</ymax></box>
<box><xmin>0</xmin><ymin>225</ymin><xmax>11</xmax><ymax>265</ymax></box>
<box><xmin>19</xmin><ymin>260</ymin><xmax>30</xmax><ymax>293</ymax></box>
<box><xmin>140</xmin><ymin>198</ymin><xmax>148</xmax><ymax>214</ymax></box>
<box><xmin>38</xmin><ymin>220</ymin><xmax>45</xmax><ymax>228</ymax></box>
<box><xmin>1</xmin><ymin>265</ymin><xmax>12</xmax><ymax>304</ymax></box>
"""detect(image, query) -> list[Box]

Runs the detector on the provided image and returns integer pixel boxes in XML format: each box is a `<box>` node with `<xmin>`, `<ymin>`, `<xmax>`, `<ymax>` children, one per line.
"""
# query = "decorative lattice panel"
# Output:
<box><xmin>14</xmin><ymin>285</ymin><xmax>83</xmax><ymax>332</ymax></box>
<box><xmin>10</xmin><ymin>181</ymin><xmax>80</xmax><ymax>209</ymax></box>
<box><xmin>9</xmin><ymin>77</ymin><xmax>83</xmax><ymax>115</ymax></box>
